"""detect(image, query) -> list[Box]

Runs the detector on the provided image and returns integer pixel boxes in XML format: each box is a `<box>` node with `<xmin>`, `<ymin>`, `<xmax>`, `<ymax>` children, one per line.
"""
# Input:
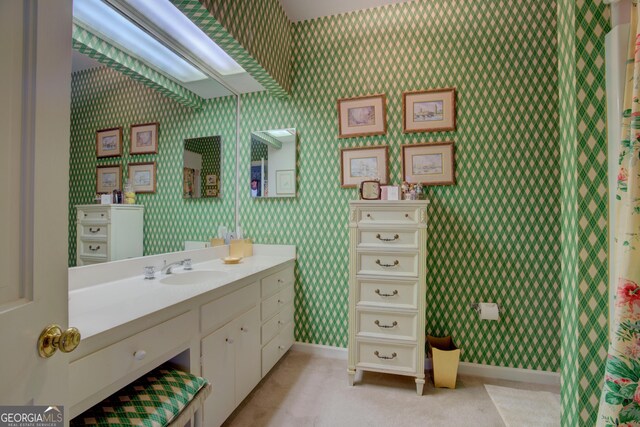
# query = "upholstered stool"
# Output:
<box><xmin>71</xmin><ymin>364</ymin><xmax>211</xmax><ymax>427</ymax></box>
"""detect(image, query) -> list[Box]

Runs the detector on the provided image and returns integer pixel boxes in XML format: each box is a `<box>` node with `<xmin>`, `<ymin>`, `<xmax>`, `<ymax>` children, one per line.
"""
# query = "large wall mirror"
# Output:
<box><xmin>184</xmin><ymin>135</ymin><xmax>222</xmax><ymax>199</ymax></box>
<box><xmin>250</xmin><ymin>128</ymin><xmax>297</xmax><ymax>198</ymax></box>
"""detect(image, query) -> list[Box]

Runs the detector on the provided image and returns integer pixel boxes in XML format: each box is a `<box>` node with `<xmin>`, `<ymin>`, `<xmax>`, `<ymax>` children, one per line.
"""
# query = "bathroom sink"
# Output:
<box><xmin>159</xmin><ymin>270</ymin><xmax>226</xmax><ymax>285</ymax></box>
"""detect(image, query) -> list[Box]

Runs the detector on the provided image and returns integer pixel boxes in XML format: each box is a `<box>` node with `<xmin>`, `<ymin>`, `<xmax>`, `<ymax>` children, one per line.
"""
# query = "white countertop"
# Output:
<box><xmin>69</xmin><ymin>246</ymin><xmax>295</xmax><ymax>339</ymax></box>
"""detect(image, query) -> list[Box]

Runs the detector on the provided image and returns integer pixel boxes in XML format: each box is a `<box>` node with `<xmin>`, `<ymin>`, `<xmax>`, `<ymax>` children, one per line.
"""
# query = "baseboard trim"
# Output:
<box><xmin>292</xmin><ymin>342</ymin><xmax>348</xmax><ymax>359</ymax></box>
<box><xmin>292</xmin><ymin>342</ymin><xmax>560</xmax><ymax>386</ymax></box>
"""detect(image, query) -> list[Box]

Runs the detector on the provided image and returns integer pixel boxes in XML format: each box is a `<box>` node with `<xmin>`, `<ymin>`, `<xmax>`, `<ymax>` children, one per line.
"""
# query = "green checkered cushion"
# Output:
<box><xmin>71</xmin><ymin>364</ymin><xmax>209</xmax><ymax>427</ymax></box>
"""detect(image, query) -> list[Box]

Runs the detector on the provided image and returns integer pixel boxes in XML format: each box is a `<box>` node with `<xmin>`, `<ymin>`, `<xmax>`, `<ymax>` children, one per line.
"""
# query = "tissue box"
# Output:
<box><xmin>230</xmin><ymin>239</ymin><xmax>253</xmax><ymax>258</ymax></box>
<box><xmin>427</xmin><ymin>335</ymin><xmax>461</xmax><ymax>389</ymax></box>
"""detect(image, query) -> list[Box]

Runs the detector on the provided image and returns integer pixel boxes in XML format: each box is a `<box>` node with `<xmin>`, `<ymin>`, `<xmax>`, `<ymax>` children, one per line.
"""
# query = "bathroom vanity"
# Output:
<box><xmin>67</xmin><ymin>245</ymin><xmax>295</xmax><ymax>426</ymax></box>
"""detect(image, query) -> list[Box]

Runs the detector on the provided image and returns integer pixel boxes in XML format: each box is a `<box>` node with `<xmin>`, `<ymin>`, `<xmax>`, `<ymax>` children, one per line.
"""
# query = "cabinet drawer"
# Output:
<box><xmin>358</xmin><ymin>207</ymin><xmax>420</xmax><ymax>226</ymax></box>
<box><xmin>261</xmin><ymin>266</ymin><xmax>294</xmax><ymax>298</ymax></box>
<box><xmin>261</xmin><ymin>284</ymin><xmax>294</xmax><ymax>321</ymax></box>
<box><xmin>77</xmin><ymin>257</ymin><xmax>106</xmax><ymax>266</ymax></box>
<box><xmin>78</xmin><ymin>224</ymin><xmax>108</xmax><ymax>239</ymax></box>
<box><xmin>357</xmin><ymin>278</ymin><xmax>418</xmax><ymax>309</ymax></box>
<box><xmin>356</xmin><ymin>340</ymin><xmax>417</xmax><ymax>375</ymax></box>
<box><xmin>357</xmin><ymin>229</ymin><xmax>419</xmax><ymax>250</ymax></box>
<box><xmin>78</xmin><ymin>240</ymin><xmax>108</xmax><ymax>258</ymax></box>
<box><xmin>357</xmin><ymin>310</ymin><xmax>417</xmax><ymax>341</ymax></box>
<box><xmin>77</xmin><ymin>209</ymin><xmax>109</xmax><ymax>222</ymax></box>
<box><xmin>261</xmin><ymin>302</ymin><xmax>294</xmax><ymax>345</ymax></box>
<box><xmin>261</xmin><ymin>321</ymin><xmax>294</xmax><ymax>377</ymax></box>
<box><xmin>201</xmin><ymin>282</ymin><xmax>259</xmax><ymax>333</ymax></box>
<box><xmin>69</xmin><ymin>311</ymin><xmax>196</xmax><ymax>407</ymax></box>
<box><xmin>357</xmin><ymin>252</ymin><xmax>418</xmax><ymax>277</ymax></box>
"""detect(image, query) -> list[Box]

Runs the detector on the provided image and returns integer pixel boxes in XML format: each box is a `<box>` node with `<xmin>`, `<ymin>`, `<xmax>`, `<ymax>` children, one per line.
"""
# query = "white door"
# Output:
<box><xmin>0</xmin><ymin>0</ymin><xmax>73</xmax><ymax>419</ymax></box>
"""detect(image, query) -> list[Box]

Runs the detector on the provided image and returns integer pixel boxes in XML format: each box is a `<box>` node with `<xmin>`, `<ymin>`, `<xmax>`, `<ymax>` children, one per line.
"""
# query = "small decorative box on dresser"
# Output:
<box><xmin>76</xmin><ymin>204</ymin><xmax>144</xmax><ymax>266</ymax></box>
<box><xmin>347</xmin><ymin>200</ymin><xmax>429</xmax><ymax>395</ymax></box>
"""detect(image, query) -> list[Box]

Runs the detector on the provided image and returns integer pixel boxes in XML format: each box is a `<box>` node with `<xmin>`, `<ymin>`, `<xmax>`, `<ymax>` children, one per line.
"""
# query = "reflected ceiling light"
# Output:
<box><xmin>73</xmin><ymin>0</ymin><xmax>208</xmax><ymax>83</ymax></box>
<box><xmin>266</xmin><ymin>129</ymin><xmax>293</xmax><ymax>138</ymax></box>
<box><xmin>120</xmin><ymin>0</ymin><xmax>245</xmax><ymax>76</ymax></box>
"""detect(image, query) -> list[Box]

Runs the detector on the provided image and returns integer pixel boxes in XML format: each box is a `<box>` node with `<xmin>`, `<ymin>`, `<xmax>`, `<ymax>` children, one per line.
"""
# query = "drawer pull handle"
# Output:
<box><xmin>374</xmin><ymin>320</ymin><xmax>398</xmax><ymax>329</ymax></box>
<box><xmin>375</xmin><ymin>289</ymin><xmax>398</xmax><ymax>297</ymax></box>
<box><xmin>240</xmin><ymin>327</ymin><xmax>248</xmax><ymax>332</ymax></box>
<box><xmin>405</xmin><ymin>213</ymin><xmax>409</xmax><ymax>218</ymax></box>
<box><xmin>89</xmin><ymin>245</ymin><xmax>101</xmax><ymax>252</ymax></box>
<box><xmin>376</xmin><ymin>233</ymin><xmax>399</xmax><ymax>242</ymax></box>
<box><xmin>374</xmin><ymin>351</ymin><xmax>397</xmax><ymax>360</ymax></box>
<box><xmin>89</xmin><ymin>227</ymin><xmax>101</xmax><ymax>233</ymax></box>
<box><xmin>375</xmin><ymin>259</ymin><xmax>399</xmax><ymax>268</ymax></box>
<box><xmin>366</xmin><ymin>214</ymin><xmax>372</xmax><ymax>218</ymax></box>
<box><xmin>278</xmin><ymin>320</ymin><xmax>283</xmax><ymax>325</ymax></box>
<box><xmin>226</xmin><ymin>338</ymin><xmax>234</xmax><ymax>344</ymax></box>
<box><xmin>278</xmin><ymin>279</ymin><xmax>284</xmax><ymax>283</ymax></box>
<box><xmin>278</xmin><ymin>299</ymin><xmax>282</xmax><ymax>304</ymax></box>
<box><xmin>278</xmin><ymin>345</ymin><xmax>285</xmax><ymax>350</ymax></box>
<box><xmin>133</xmin><ymin>350</ymin><xmax>146</xmax><ymax>361</ymax></box>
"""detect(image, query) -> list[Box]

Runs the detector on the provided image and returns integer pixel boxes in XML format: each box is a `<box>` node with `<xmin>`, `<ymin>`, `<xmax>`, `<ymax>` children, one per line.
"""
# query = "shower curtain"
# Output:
<box><xmin>598</xmin><ymin>3</ymin><xmax>640</xmax><ymax>425</ymax></box>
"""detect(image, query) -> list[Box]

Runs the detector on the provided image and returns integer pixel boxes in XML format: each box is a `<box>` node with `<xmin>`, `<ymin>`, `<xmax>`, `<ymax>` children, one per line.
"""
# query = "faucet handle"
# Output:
<box><xmin>183</xmin><ymin>258</ymin><xmax>192</xmax><ymax>270</ymax></box>
<box><xmin>144</xmin><ymin>266</ymin><xmax>156</xmax><ymax>280</ymax></box>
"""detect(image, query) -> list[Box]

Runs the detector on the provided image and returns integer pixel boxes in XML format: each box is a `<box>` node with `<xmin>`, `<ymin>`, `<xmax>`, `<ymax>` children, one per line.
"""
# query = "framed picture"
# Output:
<box><xmin>401</xmin><ymin>142</ymin><xmax>455</xmax><ymax>185</ymax></box>
<box><xmin>340</xmin><ymin>145</ymin><xmax>389</xmax><ymax>188</ymax></box>
<box><xmin>360</xmin><ymin>180</ymin><xmax>381</xmax><ymax>200</ymax></box>
<box><xmin>205</xmin><ymin>188</ymin><xmax>218</xmax><ymax>197</ymax></box>
<box><xmin>130</xmin><ymin>122</ymin><xmax>159</xmax><ymax>154</ymax></box>
<box><xmin>403</xmin><ymin>88</ymin><xmax>456</xmax><ymax>133</ymax></box>
<box><xmin>381</xmin><ymin>185</ymin><xmax>400</xmax><ymax>200</ymax></box>
<box><xmin>206</xmin><ymin>174</ymin><xmax>217</xmax><ymax>186</ymax></box>
<box><xmin>276</xmin><ymin>170</ymin><xmax>296</xmax><ymax>195</ymax></box>
<box><xmin>96</xmin><ymin>127</ymin><xmax>122</xmax><ymax>158</ymax></box>
<box><xmin>128</xmin><ymin>161</ymin><xmax>156</xmax><ymax>193</ymax></box>
<box><xmin>96</xmin><ymin>165</ymin><xmax>121</xmax><ymax>194</ymax></box>
<box><xmin>337</xmin><ymin>94</ymin><xmax>387</xmax><ymax>138</ymax></box>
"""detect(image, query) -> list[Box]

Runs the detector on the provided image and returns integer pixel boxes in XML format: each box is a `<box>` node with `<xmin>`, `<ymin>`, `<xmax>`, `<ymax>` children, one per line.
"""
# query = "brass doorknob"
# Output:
<box><xmin>37</xmin><ymin>324</ymin><xmax>81</xmax><ymax>358</ymax></box>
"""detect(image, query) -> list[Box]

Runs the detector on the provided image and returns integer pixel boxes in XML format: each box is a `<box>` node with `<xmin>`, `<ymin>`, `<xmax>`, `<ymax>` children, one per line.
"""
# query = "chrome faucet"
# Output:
<box><xmin>161</xmin><ymin>259</ymin><xmax>188</xmax><ymax>275</ymax></box>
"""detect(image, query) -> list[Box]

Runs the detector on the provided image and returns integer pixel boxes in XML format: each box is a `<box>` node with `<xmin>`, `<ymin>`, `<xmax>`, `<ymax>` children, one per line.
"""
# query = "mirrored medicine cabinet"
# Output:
<box><xmin>250</xmin><ymin>128</ymin><xmax>297</xmax><ymax>198</ymax></box>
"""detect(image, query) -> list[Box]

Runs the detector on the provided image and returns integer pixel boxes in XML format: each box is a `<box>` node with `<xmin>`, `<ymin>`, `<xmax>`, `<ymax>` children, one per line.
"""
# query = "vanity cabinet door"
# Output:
<box><xmin>201</xmin><ymin>322</ymin><xmax>236</xmax><ymax>427</ymax></box>
<box><xmin>234</xmin><ymin>306</ymin><xmax>261</xmax><ymax>404</ymax></box>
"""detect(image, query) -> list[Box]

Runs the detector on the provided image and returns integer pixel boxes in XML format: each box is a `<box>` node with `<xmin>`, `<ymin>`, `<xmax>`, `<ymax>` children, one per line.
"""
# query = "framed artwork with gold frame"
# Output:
<box><xmin>403</xmin><ymin>88</ymin><xmax>456</xmax><ymax>133</ymax></box>
<box><xmin>337</xmin><ymin>94</ymin><xmax>387</xmax><ymax>138</ymax></box>
<box><xmin>401</xmin><ymin>142</ymin><xmax>455</xmax><ymax>185</ymax></box>
<box><xmin>96</xmin><ymin>165</ymin><xmax>122</xmax><ymax>194</ymax></box>
<box><xmin>130</xmin><ymin>122</ymin><xmax>159</xmax><ymax>155</ymax></box>
<box><xmin>128</xmin><ymin>161</ymin><xmax>156</xmax><ymax>193</ymax></box>
<box><xmin>96</xmin><ymin>127</ymin><xmax>122</xmax><ymax>158</ymax></box>
<box><xmin>340</xmin><ymin>145</ymin><xmax>389</xmax><ymax>188</ymax></box>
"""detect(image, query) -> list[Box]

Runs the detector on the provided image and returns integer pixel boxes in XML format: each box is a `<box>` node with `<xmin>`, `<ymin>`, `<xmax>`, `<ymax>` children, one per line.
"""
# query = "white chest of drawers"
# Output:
<box><xmin>347</xmin><ymin>200</ymin><xmax>428</xmax><ymax>395</ymax></box>
<box><xmin>76</xmin><ymin>204</ymin><xmax>144</xmax><ymax>266</ymax></box>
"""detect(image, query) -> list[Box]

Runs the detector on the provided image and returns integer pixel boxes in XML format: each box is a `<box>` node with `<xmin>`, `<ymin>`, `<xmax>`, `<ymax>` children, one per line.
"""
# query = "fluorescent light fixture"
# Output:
<box><xmin>120</xmin><ymin>0</ymin><xmax>245</xmax><ymax>76</ymax></box>
<box><xmin>73</xmin><ymin>0</ymin><xmax>207</xmax><ymax>83</ymax></box>
<box><xmin>266</xmin><ymin>129</ymin><xmax>294</xmax><ymax>138</ymax></box>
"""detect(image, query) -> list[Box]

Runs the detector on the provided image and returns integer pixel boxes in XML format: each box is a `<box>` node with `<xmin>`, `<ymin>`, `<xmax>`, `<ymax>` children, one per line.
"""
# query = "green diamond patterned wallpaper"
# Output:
<box><xmin>68</xmin><ymin>66</ymin><xmax>236</xmax><ymax>266</ymax></box>
<box><xmin>171</xmin><ymin>0</ymin><xmax>292</xmax><ymax>97</ymax></box>
<box><xmin>558</xmin><ymin>0</ymin><xmax>610</xmax><ymax>425</ymax></box>
<box><xmin>238</xmin><ymin>0</ymin><xmax>561</xmax><ymax>371</ymax></box>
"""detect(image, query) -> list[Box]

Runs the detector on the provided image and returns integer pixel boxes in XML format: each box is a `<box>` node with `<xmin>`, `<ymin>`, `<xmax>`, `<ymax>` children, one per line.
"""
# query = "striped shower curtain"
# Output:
<box><xmin>597</xmin><ymin>3</ymin><xmax>640</xmax><ymax>425</ymax></box>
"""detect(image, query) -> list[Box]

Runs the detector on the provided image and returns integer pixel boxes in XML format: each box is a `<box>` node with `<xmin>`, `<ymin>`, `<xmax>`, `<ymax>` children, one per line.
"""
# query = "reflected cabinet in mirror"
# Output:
<box><xmin>183</xmin><ymin>136</ymin><xmax>222</xmax><ymax>199</ymax></box>
<box><xmin>250</xmin><ymin>128</ymin><xmax>297</xmax><ymax>198</ymax></box>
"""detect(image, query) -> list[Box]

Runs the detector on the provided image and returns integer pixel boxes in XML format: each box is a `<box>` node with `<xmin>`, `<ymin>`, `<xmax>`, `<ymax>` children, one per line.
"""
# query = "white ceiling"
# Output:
<box><xmin>279</xmin><ymin>0</ymin><xmax>413</xmax><ymax>22</ymax></box>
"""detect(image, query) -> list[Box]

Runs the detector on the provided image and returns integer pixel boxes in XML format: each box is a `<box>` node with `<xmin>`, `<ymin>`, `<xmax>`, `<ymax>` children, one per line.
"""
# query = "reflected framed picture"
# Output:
<box><xmin>96</xmin><ymin>127</ymin><xmax>122</xmax><ymax>158</ymax></box>
<box><xmin>130</xmin><ymin>122</ymin><xmax>159</xmax><ymax>155</ymax></box>
<box><xmin>337</xmin><ymin>94</ymin><xmax>387</xmax><ymax>138</ymax></box>
<box><xmin>96</xmin><ymin>165</ymin><xmax>121</xmax><ymax>194</ymax></box>
<box><xmin>206</xmin><ymin>174</ymin><xmax>217</xmax><ymax>186</ymax></box>
<box><xmin>401</xmin><ymin>142</ymin><xmax>455</xmax><ymax>185</ymax></box>
<box><xmin>205</xmin><ymin>188</ymin><xmax>218</xmax><ymax>197</ymax></box>
<box><xmin>340</xmin><ymin>145</ymin><xmax>389</xmax><ymax>188</ymax></box>
<box><xmin>403</xmin><ymin>88</ymin><xmax>456</xmax><ymax>133</ymax></box>
<box><xmin>276</xmin><ymin>169</ymin><xmax>296</xmax><ymax>195</ymax></box>
<box><xmin>128</xmin><ymin>161</ymin><xmax>156</xmax><ymax>193</ymax></box>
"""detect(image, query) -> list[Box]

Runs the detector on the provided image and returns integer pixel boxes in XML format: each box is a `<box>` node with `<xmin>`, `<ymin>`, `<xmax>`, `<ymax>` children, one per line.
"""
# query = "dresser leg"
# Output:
<box><xmin>415</xmin><ymin>378</ymin><xmax>425</xmax><ymax>395</ymax></box>
<box><xmin>348</xmin><ymin>369</ymin><xmax>356</xmax><ymax>386</ymax></box>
